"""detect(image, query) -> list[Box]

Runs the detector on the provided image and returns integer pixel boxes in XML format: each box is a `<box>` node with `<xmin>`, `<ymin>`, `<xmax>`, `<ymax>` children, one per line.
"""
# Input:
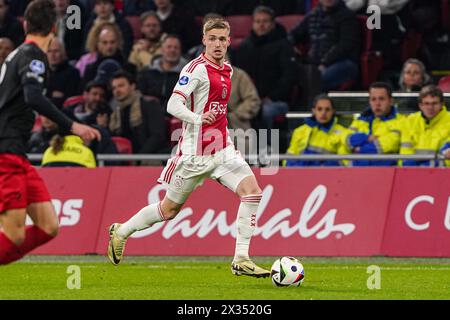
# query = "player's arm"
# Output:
<box><xmin>167</xmin><ymin>92</ymin><xmax>216</xmax><ymax>125</ymax></box>
<box><xmin>20</xmin><ymin>56</ymin><xmax>100</xmax><ymax>141</ymax></box>
<box><xmin>167</xmin><ymin>67</ymin><xmax>215</xmax><ymax>125</ymax></box>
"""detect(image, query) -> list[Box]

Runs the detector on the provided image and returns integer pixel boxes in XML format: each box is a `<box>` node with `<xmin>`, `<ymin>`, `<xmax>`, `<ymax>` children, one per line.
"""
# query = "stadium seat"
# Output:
<box><xmin>358</xmin><ymin>15</ymin><xmax>384</xmax><ymax>89</ymax></box>
<box><xmin>438</xmin><ymin>76</ymin><xmax>450</xmax><ymax>92</ymax></box>
<box><xmin>111</xmin><ymin>136</ymin><xmax>133</xmax><ymax>154</ymax></box>
<box><xmin>63</xmin><ymin>95</ymin><xmax>84</xmax><ymax>108</ymax></box>
<box><xmin>275</xmin><ymin>15</ymin><xmax>304</xmax><ymax>32</ymax></box>
<box><xmin>226</xmin><ymin>15</ymin><xmax>253</xmax><ymax>49</ymax></box>
<box><xmin>401</xmin><ymin>30</ymin><xmax>423</xmax><ymax>62</ymax></box>
<box><xmin>125</xmin><ymin>16</ymin><xmax>142</xmax><ymax>40</ymax></box>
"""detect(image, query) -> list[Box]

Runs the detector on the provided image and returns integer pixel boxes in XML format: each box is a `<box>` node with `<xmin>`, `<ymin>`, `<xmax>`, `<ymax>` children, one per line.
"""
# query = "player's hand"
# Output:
<box><xmin>71</xmin><ymin>122</ymin><xmax>101</xmax><ymax>143</ymax></box>
<box><xmin>201</xmin><ymin>110</ymin><xmax>216</xmax><ymax>125</ymax></box>
<box><xmin>443</xmin><ymin>148</ymin><xmax>450</xmax><ymax>159</ymax></box>
<box><xmin>368</xmin><ymin>135</ymin><xmax>378</xmax><ymax>142</ymax></box>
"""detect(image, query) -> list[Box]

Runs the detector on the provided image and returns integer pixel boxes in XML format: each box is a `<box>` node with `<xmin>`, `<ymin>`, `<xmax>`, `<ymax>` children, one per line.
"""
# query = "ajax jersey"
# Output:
<box><xmin>172</xmin><ymin>53</ymin><xmax>233</xmax><ymax>156</ymax></box>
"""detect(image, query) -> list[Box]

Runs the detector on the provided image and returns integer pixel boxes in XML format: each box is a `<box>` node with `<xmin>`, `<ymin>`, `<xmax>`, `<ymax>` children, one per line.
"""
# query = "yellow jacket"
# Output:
<box><xmin>42</xmin><ymin>135</ymin><xmax>96</xmax><ymax>168</ymax></box>
<box><xmin>285</xmin><ymin>117</ymin><xmax>351</xmax><ymax>166</ymax></box>
<box><xmin>400</xmin><ymin>106</ymin><xmax>450</xmax><ymax>166</ymax></box>
<box><xmin>344</xmin><ymin>107</ymin><xmax>404</xmax><ymax>166</ymax></box>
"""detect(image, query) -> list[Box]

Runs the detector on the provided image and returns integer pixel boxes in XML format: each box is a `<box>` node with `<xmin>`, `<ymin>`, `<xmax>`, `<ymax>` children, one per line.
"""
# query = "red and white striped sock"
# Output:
<box><xmin>234</xmin><ymin>194</ymin><xmax>262</xmax><ymax>262</ymax></box>
<box><xmin>117</xmin><ymin>202</ymin><xmax>166</xmax><ymax>239</ymax></box>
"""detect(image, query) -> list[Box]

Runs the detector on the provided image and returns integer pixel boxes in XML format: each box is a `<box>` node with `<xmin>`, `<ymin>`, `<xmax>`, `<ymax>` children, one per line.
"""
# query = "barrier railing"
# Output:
<box><xmin>27</xmin><ymin>153</ymin><xmax>447</xmax><ymax>167</ymax></box>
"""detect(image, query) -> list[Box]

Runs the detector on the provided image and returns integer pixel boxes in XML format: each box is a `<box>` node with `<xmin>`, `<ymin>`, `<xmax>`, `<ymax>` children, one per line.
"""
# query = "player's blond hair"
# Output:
<box><xmin>203</xmin><ymin>18</ymin><xmax>230</xmax><ymax>35</ymax></box>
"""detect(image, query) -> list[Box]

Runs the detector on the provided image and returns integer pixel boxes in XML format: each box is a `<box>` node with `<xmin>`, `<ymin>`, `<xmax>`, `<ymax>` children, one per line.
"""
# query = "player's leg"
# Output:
<box><xmin>0</xmin><ymin>208</ymin><xmax>27</xmax><ymax>265</ymax></box>
<box><xmin>108</xmin><ymin>155</ymin><xmax>204</xmax><ymax>265</ymax></box>
<box><xmin>0</xmin><ymin>155</ymin><xmax>30</xmax><ymax>264</ymax></box>
<box><xmin>116</xmin><ymin>195</ymin><xmax>183</xmax><ymax>239</ymax></box>
<box><xmin>217</xmin><ymin>166</ymin><xmax>270</xmax><ymax>278</ymax></box>
<box><xmin>107</xmin><ymin>195</ymin><xmax>184</xmax><ymax>265</ymax></box>
<box><xmin>0</xmin><ymin>162</ymin><xmax>58</xmax><ymax>264</ymax></box>
<box><xmin>19</xmin><ymin>201</ymin><xmax>59</xmax><ymax>254</ymax></box>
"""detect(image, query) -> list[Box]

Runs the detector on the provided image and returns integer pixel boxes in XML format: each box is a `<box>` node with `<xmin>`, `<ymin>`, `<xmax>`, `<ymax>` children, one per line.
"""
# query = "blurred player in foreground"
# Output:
<box><xmin>0</xmin><ymin>0</ymin><xmax>100</xmax><ymax>265</ymax></box>
<box><xmin>108</xmin><ymin>18</ymin><xmax>270</xmax><ymax>278</ymax></box>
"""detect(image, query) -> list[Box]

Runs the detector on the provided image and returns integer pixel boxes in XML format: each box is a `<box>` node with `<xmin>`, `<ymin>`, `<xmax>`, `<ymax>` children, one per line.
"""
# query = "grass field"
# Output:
<box><xmin>1</xmin><ymin>256</ymin><xmax>450</xmax><ymax>300</ymax></box>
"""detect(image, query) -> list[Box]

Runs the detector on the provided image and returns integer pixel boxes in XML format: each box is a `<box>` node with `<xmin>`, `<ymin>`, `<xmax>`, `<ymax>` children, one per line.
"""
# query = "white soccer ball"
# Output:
<box><xmin>270</xmin><ymin>256</ymin><xmax>305</xmax><ymax>287</ymax></box>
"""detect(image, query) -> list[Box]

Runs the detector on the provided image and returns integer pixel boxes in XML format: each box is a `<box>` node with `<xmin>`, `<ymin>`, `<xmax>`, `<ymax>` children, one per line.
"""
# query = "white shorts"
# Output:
<box><xmin>157</xmin><ymin>145</ymin><xmax>254</xmax><ymax>204</ymax></box>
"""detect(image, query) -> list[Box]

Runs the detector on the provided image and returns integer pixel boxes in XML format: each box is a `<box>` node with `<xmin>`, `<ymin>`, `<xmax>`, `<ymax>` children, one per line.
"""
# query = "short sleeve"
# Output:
<box><xmin>19</xmin><ymin>51</ymin><xmax>46</xmax><ymax>89</ymax></box>
<box><xmin>172</xmin><ymin>63</ymin><xmax>205</xmax><ymax>100</ymax></box>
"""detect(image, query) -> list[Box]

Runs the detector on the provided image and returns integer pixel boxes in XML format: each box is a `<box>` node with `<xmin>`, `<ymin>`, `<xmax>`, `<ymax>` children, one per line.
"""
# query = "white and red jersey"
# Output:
<box><xmin>172</xmin><ymin>53</ymin><xmax>233</xmax><ymax>156</ymax></box>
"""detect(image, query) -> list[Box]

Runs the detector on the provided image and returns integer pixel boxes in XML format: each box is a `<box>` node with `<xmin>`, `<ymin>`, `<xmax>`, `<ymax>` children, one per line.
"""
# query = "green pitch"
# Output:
<box><xmin>1</xmin><ymin>256</ymin><xmax>450</xmax><ymax>300</ymax></box>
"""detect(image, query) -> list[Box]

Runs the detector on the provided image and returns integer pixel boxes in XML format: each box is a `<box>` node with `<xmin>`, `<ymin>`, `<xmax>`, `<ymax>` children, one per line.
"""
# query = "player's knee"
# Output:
<box><xmin>162</xmin><ymin>207</ymin><xmax>180</xmax><ymax>220</ymax></box>
<box><xmin>9</xmin><ymin>230</ymin><xmax>26</xmax><ymax>246</ymax></box>
<box><xmin>36</xmin><ymin>218</ymin><xmax>60</xmax><ymax>238</ymax></box>
<box><xmin>45</xmin><ymin>221</ymin><xmax>59</xmax><ymax>238</ymax></box>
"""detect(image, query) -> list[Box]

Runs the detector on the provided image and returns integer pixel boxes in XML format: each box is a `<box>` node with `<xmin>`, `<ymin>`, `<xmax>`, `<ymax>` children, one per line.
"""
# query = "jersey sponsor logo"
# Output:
<box><xmin>210</xmin><ymin>101</ymin><xmax>227</xmax><ymax>115</ymax></box>
<box><xmin>26</xmin><ymin>72</ymin><xmax>44</xmax><ymax>83</ymax></box>
<box><xmin>29</xmin><ymin>59</ymin><xmax>45</xmax><ymax>75</ymax></box>
<box><xmin>179</xmin><ymin>75</ymin><xmax>189</xmax><ymax>85</ymax></box>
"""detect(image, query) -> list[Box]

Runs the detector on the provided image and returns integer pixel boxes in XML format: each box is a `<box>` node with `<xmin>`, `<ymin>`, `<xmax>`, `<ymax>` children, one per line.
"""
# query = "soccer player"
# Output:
<box><xmin>108</xmin><ymin>18</ymin><xmax>270</xmax><ymax>278</ymax></box>
<box><xmin>0</xmin><ymin>0</ymin><xmax>100</xmax><ymax>265</ymax></box>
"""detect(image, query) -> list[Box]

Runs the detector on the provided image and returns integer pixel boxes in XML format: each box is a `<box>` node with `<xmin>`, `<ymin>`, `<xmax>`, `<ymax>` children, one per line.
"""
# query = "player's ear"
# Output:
<box><xmin>23</xmin><ymin>20</ymin><xmax>28</xmax><ymax>33</ymax></box>
<box><xmin>202</xmin><ymin>35</ymin><xmax>206</xmax><ymax>46</ymax></box>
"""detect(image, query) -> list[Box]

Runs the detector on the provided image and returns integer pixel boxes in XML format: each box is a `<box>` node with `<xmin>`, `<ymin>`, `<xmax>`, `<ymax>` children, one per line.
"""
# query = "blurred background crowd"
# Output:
<box><xmin>1</xmin><ymin>0</ymin><xmax>449</xmax><ymax>167</ymax></box>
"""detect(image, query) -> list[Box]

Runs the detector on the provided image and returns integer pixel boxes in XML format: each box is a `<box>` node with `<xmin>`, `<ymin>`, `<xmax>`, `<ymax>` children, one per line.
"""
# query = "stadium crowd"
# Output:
<box><xmin>1</xmin><ymin>0</ymin><xmax>450</xmax><ymax>167</ymax></box>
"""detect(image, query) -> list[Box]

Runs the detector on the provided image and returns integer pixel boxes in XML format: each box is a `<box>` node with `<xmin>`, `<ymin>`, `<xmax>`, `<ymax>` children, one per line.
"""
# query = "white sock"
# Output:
<box><xmin>234</xmin><ymin>194</ymin><xmax>262</xmax><ymax>262</ymax></box>
<box><xmin>117</xmin><ymin>202</ymin><xmax>165</xmax><ymax>239</ymax></box>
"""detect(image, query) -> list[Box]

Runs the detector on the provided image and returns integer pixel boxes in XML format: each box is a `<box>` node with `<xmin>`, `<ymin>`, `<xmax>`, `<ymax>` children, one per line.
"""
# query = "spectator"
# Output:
<box><xmin>128</xmin><ymin>11</ymin><xmax>166</xmax><ymax>71</ymax></box>
<box><xmin>93</xmin><ymin>58</ymin><xmax>122</xmax><ymax>89</ymax></box>
<box><xmin>227</xmin><ymin>65</ymin><xmax>261</xmax><ymax>155</ymax></box>
<box><xmin>63</xmin><ymin>80</ymin><xmax>109</xmax><ymax>127</ymax></box>
<box><xmin>123</xmin><ymin>0</ymin><xmax>155</xmax><ymax>16</ymax></box>
<box><xmin>137</xmin><ymin>34</ymin><xmax>187</xmax><ymax>112</ymax></box>
<box><xmin>153</xmin><ymin>0</ymin><xmax>199</xmax><ymax>53</ymax></box>
<box><xmin>42</xmin><ymin>133</ymin><xmax>97</xmax><ymax>168</ymax></box>
<box><xmin>398</xmin><ymin>58</ymin><xmax>431</xmax><ymax>92</ymax></box>
<box><xmin>345</xmin><ymin>82</ymin><xmax>404</xmax><ymax>166</ymax></box>
<box><xmin>76</xmin><ymin>22</ymin><xmax>122</xmax><ymax>77</ymax></box>
<box><xmin>343</xmin><ymin>0</ymin><xmax>409</xmax><ymax>70</ymax></box>
<box><xmin>400</xmin><ymin>85</ymin><xmax>450</xmax><ymax>167</ymax></box>
<box><xmin>233</xmin><ymin>6</ymin><xmax>297</xmax><ymax>132</ymax></box>
<box><xmin>27</xmin><ymin>116</ymin><xmax>59</xmax><ymax>154</ymax></box>
<box><xmin>0</xmin><ymin>0</ymin><xmax>25</xmax><ymax>47</ymax></box>
<box><xmin>109</xmin><ymin>71</ymin><xmax>168</xmax><ymax>154</ymax></box>
<box><xmin>0</xmin><ymin>37</ymin><xmax>13</xmax><ymax>65</ymax></box>
<box><xmin>53</xmin><ymin>0</ymin><xmax>86</xmax><ymax>61</ymax></box>
<box><xmin>84</xmin><ymin>0</ymin><xmax>133</xmax><ymax>57</ymax></box>
<box><xmin>46</xmin><ymin>38</ymin><xmax>82</xmax><ymax>108</ymax></box>
<box><xmin>396</xmin><ymin>58</ymin><xmax>432</xmax><ymax>111</ymax></box>
<box><xmin>7</xmin><ymin>0</ymin><xmax>31</xmax><ymax>17</ymax></box>
<box><xmin>288</xmin><ymin>0</ymin><xmax>360</xmax><ymax>94</ymax></box>
<box><xmin>228</xmin><ymin>65</ymin><xmax>261</xmax><ymax>131</ymax></box>
<box><xmin>81</xmin><ymin>22</ymin><xmax>132</xmax><ymax>87</ymax></box>
<box><xmin>227</xmin><ymin>0</ymin><xmax>301</xmax><ymax>16</ymax></box>
<box><xmin>285</xmin><ymin>94</ymin><xmax>350</xmax><ymax>166</ymax></box>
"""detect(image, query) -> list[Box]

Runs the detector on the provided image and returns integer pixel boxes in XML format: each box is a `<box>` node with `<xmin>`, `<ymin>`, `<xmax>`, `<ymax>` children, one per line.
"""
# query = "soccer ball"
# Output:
<box><xmin>270</xmin><ymin>256</ymin><xmax>305</xmax><ymax>287</ymax></box>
